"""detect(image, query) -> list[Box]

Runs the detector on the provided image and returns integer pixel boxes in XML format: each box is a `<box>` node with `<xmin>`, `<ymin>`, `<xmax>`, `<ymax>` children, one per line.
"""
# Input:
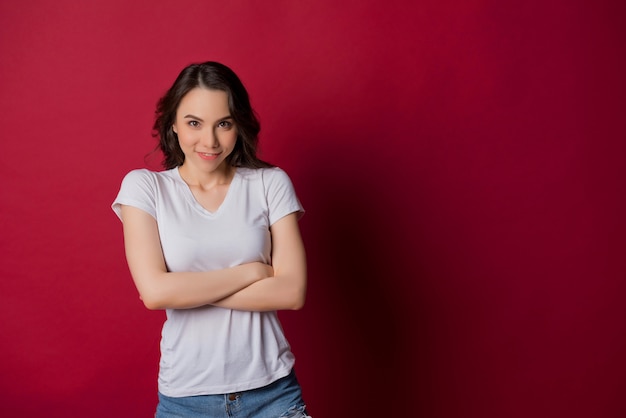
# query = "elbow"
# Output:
<box><xmin>143</xmin><ymin>299</ymin><xmax>165</xmax><ymax>310</ymax></box>
<box><xmin>138</xmin><ymin>289</ymin><xmax>168</xmax><ymax>310</ymax></box>
<box><xmin>133</xmin><ymin>272</ymin><xmax>188</xmax><ymax>310</ymax></box>
<box><xmin>286</xmin><ymin>276</ymin><xmax>307</xmax><ymax>310</ymax></box>
<box><xmin>287</xmin><ymin>288</ymin><xmax>307</xmax><ymax>311</ymax></box>
<box><xmin>141</xmin><ymin>296</ymin><xmax>165</xmax><ymax>310</ymax></box>
<box><xmin>290</xmin><ymin>300</ymin><xmax>305</xmax><ymax>311</ymax></box>
<box><xmin>132</xmin><ymin>273</ymin><xmax>170</xmax><ymax>310</ymax></box>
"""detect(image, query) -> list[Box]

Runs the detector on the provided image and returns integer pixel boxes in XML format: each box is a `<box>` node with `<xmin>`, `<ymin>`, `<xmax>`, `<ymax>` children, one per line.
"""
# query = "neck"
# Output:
<box><xmin>178</xmin><ymin>163</ymin><xmax>234</xmax><ymax>189</ymax></box>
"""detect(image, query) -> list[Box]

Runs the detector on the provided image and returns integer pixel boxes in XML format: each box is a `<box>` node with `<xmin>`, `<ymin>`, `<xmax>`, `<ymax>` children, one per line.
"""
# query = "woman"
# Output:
<box><xmin>112</xmin><ymin>61</ymin><xmax>310</xmax><ymax>417</ymax></box>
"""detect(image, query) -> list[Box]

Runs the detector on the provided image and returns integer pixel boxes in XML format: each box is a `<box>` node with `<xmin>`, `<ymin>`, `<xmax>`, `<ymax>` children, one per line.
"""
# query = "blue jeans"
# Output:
<box><xmin>155</xmin><ymin>370</ymin><xmax>310</xmax><ymax>418</ymax></box>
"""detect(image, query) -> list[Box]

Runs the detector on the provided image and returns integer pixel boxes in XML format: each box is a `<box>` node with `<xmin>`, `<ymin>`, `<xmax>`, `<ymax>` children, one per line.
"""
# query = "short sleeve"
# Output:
<box><xmin>111</xmin><ymin>169</ymin><xmax>157</xmax><ymax>221</ymax></box>
<box><xmin>263</xmin><ymin>168</ymin><xmax>304</xmax><ymax>226</ymax></box>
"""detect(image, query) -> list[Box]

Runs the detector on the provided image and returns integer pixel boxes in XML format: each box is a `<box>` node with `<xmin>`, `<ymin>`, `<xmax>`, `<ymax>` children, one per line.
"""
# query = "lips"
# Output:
<box><xmin>198</xmin><ymin>152</ymin><xmax>221</xmax><ymax>160</ymax></box>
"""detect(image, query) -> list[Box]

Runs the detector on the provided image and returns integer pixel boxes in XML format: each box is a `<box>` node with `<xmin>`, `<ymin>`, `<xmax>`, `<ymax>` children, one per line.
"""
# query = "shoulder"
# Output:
<box><xmin>121</xmin><ymin>168</ymin><xmax>171</xmax><ymax>181</ymax></box>
<box><xmin>120</xmin><ymin>168</ymin><xmax>176</xmax><ymax>187</ymax></box>
<box><xmin>261</xmin><ymin>166</ymin><xmax>289</xmax><ymax>178</ymax></box>
<box><xmin>263</xmin><ymin>167</ymin><xmax>296</xmax><ymax>189</ymax></box>
<box><xmin>120</xmin><ymin>168</ymin><xmax>153</xmax><ymax>184</ymax></box>
<box><xmin>237</xmin><ymin>166</ymin><xmax>294</xmax><ymax>189</ymax></box>
<box><xmin>260</xmin><ymin>166</ymin><xmax>293</xmax><ymax>183</ymax></box>
<box><xmin>113</xmin><ymin>169</ymin><xmax>174</xmax><ymax>220</ymax></box>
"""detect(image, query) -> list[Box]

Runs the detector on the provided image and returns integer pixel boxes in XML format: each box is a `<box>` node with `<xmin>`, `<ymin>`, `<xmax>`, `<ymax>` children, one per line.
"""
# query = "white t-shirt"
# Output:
<box><xmin>112</xmin><ymin>166</ymin><xmax>304</xmax><ymax>397</ymax></box>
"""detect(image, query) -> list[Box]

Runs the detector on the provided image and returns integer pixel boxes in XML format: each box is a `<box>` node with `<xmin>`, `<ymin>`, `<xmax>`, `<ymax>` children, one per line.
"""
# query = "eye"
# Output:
<box><xmin>217</xmin><ymin>120</ymin><xmax>233</xmax><ymax>129</ymax></box>
<box><xmin>186</xmin><ymin>120</ymin><xmax>201</xmax><ymax>128</ymax></box>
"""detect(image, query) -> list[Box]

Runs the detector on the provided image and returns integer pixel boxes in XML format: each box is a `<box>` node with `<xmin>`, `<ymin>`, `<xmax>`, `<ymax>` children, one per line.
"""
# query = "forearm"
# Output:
<box><xmin>211</xmin><ymin>273</ymin><xmax>306</xmax><ymax>312</ymax></box>
<box><xmin>132</xmin><ymin>264</ymin><xmax>264</xmax><ymax>310</ymax></box>
<box><xmin>121</xmin><ymin>205</ymin><xmax>269</xmax><ymax>310</ymax></box>
<box><xmin>212</xmin><ymin>212</ymin><xmax>308</xmax><ymax>312</ymax></box>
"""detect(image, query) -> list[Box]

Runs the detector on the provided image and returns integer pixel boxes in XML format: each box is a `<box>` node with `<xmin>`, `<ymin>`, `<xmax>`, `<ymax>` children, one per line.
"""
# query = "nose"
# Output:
<box><xmin>202</xmin><ymin>128</ymin><xmax>220</xmax><ymax>148</ymax></box>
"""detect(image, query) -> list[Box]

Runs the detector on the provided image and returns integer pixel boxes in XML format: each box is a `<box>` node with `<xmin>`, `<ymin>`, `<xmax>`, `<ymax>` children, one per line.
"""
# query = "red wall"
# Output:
<box><xmin>1</xmin><ymin>1</ymin><xmax>625</xmax><ymax>417</ymax></box>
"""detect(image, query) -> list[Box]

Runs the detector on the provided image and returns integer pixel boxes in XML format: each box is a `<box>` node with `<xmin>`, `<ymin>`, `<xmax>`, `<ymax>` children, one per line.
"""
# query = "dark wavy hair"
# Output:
<box><xmin>152</xmin><ymin>61</ymin><xmax>273</xmax><ymax>170</ymax></box>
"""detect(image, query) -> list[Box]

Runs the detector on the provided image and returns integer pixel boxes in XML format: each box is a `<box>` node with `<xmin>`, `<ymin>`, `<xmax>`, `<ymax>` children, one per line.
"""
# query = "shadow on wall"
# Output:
<box><xmin>300</xmin><ymin>145</ymin><xmax>428</xmax><ymax>416</ymax></box>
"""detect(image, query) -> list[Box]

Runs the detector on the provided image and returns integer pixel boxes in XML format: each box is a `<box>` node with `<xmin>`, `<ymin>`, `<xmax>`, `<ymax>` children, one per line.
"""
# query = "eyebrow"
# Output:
<box><xmin>183</xmin><ymin>114</ymin><xmax>233</xmax><ymax>122</ymax></box>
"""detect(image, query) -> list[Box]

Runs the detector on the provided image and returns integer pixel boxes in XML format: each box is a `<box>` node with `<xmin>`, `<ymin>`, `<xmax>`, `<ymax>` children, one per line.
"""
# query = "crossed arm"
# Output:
<box><xmin>120</xmin><ymin>205</ymin><xmax>306</xmax><ymax>311</ymax></box>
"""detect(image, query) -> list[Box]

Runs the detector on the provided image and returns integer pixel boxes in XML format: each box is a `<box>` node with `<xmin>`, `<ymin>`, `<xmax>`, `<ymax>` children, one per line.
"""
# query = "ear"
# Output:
<box><xmin>172</xmin><ymin>124</ymin><xmax>178</xmax><ymax>134</ymax></box>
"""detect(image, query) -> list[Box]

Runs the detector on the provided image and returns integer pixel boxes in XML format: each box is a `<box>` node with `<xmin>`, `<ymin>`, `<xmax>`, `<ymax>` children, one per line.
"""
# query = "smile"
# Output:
<box><xmin>198</xmin><ymin>152</ymin><xmax>221</xmax><ymax>160</ymax></box>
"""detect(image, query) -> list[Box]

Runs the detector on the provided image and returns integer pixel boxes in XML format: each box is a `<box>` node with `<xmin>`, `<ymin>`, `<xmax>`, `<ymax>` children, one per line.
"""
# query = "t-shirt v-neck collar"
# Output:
<box><xmin>174</xmin><ymin>166</ymin><xmax>239</xmax><ymax>217</ymax></box>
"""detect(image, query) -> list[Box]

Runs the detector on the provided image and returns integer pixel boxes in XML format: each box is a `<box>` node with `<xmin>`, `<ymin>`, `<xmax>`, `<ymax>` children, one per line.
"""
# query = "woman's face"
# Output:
<box><xmin>172</xmin><ymin>87</ymin><xmax>237</xmax><ymax>175</ymax></box>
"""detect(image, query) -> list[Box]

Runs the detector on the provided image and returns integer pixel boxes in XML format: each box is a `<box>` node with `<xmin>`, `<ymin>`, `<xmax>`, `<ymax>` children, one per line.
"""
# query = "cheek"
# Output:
<box><xmin>177</xmin><ymin>129</ymin><xmax>195</xmax><ymax>145</ymax></box>
<box><xmin>177</xmin><ymin>136</ymin><xmax>195</xmax><ymax>152</ymax></box>
<box><xmin>224</xmin><ymin>131</ymin><xmax>239</xmax><ymax>149</ymax></box>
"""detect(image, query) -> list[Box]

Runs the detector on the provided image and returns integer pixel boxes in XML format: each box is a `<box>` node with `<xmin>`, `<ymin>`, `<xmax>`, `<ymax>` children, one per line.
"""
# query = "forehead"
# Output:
<box><xmin>177</xmin><ymin>88</ymin><xmax>230</xmax><ymax>117</ymax></box>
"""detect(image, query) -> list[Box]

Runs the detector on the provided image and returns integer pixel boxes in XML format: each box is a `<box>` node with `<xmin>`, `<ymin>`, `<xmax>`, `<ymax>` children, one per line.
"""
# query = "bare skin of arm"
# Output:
<box><xmin>211</xmin><ymin>212</ymin><xmax>307</xmax><ymax>311</ymax></box>
<box><xmin>120</xmin><ymin>205</ymin><xmax>273</xmax><ymax>310</ymax></box>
